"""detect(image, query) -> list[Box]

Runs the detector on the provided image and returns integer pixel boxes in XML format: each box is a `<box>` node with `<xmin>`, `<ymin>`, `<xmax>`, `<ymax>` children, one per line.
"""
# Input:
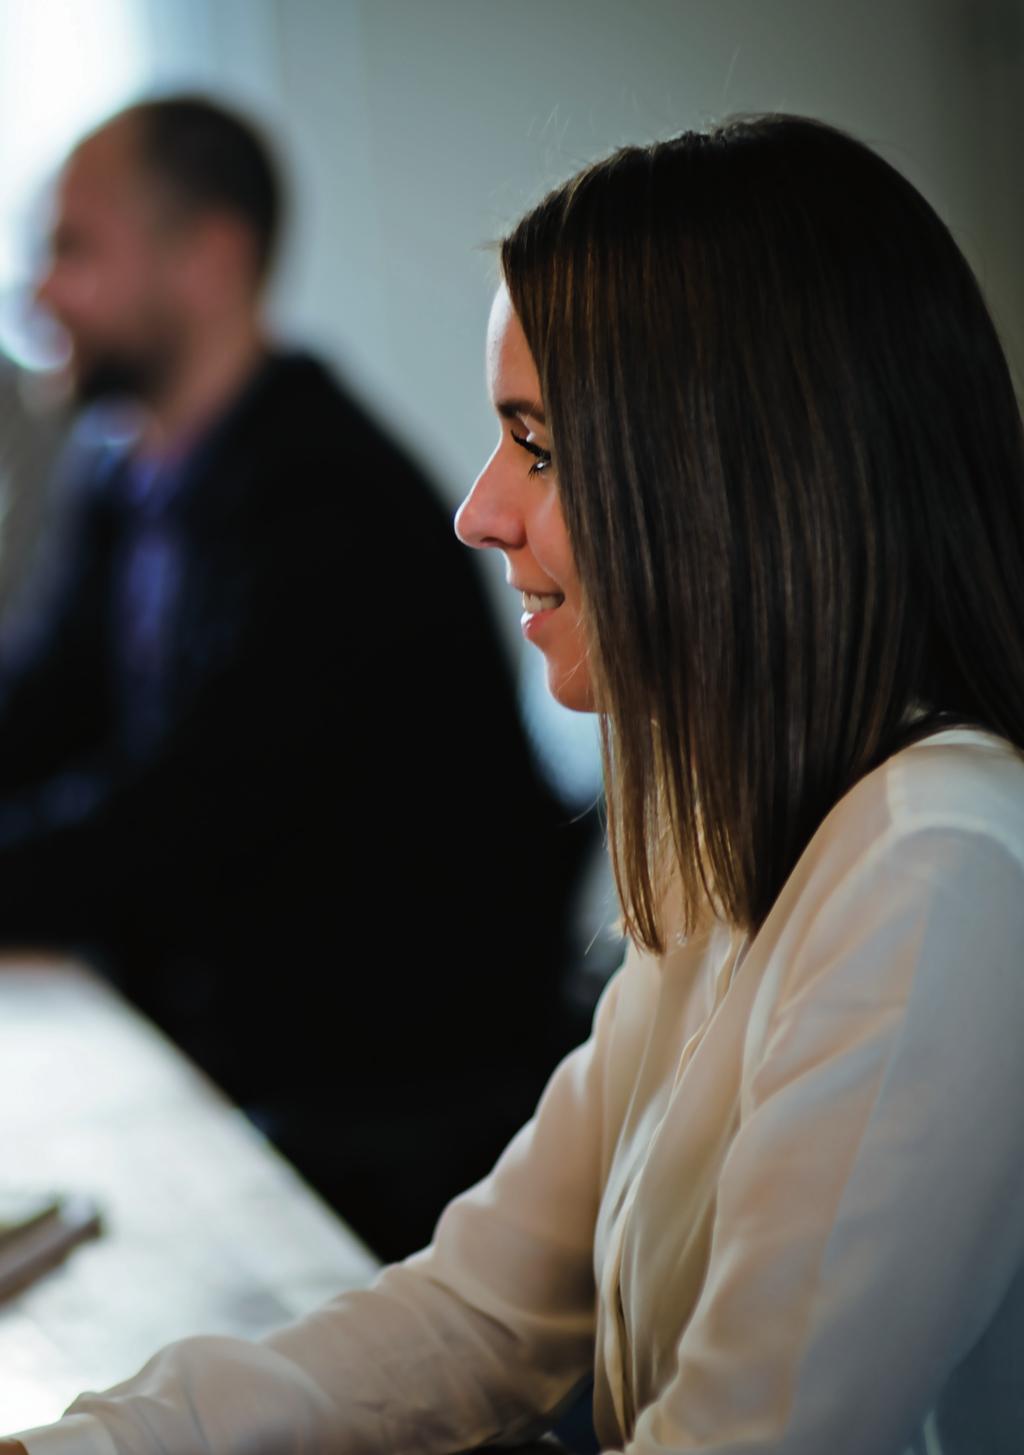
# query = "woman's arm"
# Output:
<box><xmin>12</xmin><ymin>963</ymin><xmax>633</xmax><ymax>1455</ymax></box>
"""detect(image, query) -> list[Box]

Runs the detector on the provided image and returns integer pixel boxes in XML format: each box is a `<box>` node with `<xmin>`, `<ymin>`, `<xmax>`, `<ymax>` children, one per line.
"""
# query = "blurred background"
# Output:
<box><xmin>0</xmin><ymin>0</ymin><xmax>1021</xmax><ymax>1259</ymax></box>
<box><xmin>1</xmin><ymin>0</ymin><xmax>1021</xmax><ymax>759</ymax></box>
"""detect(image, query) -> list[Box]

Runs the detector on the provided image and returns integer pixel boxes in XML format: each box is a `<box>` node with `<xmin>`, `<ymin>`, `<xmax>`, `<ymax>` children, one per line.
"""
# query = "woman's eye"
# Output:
<box><xmin>511</xmin><ymin>431</ymin><xmax>553</xmax><ymax>477</ymax></box>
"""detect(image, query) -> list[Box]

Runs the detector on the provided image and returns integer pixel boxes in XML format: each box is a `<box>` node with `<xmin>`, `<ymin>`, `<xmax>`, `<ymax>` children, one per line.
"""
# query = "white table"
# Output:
<box><xmin>0</xmin><ymin>957</ymin><xmax>379</xmax><ymax>1434</ymax></box>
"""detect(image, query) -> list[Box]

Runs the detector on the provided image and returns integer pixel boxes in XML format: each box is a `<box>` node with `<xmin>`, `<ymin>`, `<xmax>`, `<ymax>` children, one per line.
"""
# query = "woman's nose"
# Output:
<box><xmin>454</xmin><ymin>450</ymin><xmax>525</xmax><ymax>552</ymax></box>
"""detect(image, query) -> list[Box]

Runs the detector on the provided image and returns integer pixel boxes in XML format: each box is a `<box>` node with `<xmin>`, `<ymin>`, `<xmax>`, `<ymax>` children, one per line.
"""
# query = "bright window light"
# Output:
<box><xmin>0</xmin><ymin>0</ymin><xmax>148</xmax><ymax>328</ymax></box>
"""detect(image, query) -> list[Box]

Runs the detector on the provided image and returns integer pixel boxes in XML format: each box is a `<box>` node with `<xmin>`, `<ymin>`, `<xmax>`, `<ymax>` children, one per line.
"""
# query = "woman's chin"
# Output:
<box><xmin>547</xmin><ymin>665</ymin><xmax>596</xmax><ymax>715</ymax></box>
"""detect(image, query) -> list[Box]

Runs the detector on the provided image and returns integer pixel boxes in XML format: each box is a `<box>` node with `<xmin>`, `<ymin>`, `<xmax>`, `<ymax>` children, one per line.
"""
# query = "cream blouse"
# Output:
<box><xmin>18</xmin><ymin>729</ymin><xmax>1024</xmax><ymax>1455</ymax></box>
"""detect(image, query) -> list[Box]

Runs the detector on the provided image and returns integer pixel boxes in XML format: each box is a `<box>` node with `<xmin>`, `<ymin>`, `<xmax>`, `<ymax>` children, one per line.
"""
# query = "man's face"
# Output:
<box><xmin>36</xmin><ymin>125</ymin><xmax>187</xmax><ymax>405</ymax></box>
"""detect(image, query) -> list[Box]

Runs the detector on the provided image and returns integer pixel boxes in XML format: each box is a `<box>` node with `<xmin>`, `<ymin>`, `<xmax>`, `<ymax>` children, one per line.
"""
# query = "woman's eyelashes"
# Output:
<box><xmin>510</xmin><ymin>431</ymin><xmax>553</xmax><ymax>477</ymax></box>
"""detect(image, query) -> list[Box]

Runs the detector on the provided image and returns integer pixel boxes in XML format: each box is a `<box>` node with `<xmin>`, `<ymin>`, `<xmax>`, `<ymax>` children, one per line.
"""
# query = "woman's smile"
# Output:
<box><xmin>455</xmin><ymin>286</ymin><xmax>593</xmax><ymax>712</ymax></box>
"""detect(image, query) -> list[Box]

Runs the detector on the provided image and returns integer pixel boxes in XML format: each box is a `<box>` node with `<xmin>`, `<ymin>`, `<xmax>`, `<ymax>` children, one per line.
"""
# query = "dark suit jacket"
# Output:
<box><xmin>0</xmin><ymin>354</ymin><xmax>589</xmax><ymax>1109</ymax></box>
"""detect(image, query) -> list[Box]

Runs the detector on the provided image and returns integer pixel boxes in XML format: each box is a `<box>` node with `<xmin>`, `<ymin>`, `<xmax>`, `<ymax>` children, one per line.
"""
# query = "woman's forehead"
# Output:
<box><xmin>486</xmin><ymin>285</ymin><xmax>545</xmax><ymax>423</ymax></box>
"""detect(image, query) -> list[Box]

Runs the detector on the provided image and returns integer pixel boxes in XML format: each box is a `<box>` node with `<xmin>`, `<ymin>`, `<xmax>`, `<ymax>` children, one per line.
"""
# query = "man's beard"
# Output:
<box><xmin>72</xmin><ymin>343</ymin><xmax>172</xmax><ymax>407</ymax></box>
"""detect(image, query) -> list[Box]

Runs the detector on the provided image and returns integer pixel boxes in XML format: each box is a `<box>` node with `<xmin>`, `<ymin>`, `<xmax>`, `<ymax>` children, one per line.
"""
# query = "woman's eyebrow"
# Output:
<box><xmin>497</xmin><ymin>399</ymin><xmax>547</xmax><ymax>426</ymax></box>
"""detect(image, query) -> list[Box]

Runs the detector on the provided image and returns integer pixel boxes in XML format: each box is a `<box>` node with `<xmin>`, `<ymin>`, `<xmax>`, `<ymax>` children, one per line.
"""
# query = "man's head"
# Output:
<box><xmin>37</xmin><ymin>95</ymin><xmax>282</xmax><ymax>406</ymax></box>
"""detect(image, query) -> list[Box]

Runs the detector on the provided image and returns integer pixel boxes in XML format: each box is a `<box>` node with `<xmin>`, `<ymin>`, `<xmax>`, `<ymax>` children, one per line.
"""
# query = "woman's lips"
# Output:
<box><xmin>521</xmin><ymin>590</ymin><xmax>565</xmax><ymax>613</ymax></box>
<box><xmin>520</xmin><ymin>589</ymin><xmax>566</xmax><ymax>641</ymax></box>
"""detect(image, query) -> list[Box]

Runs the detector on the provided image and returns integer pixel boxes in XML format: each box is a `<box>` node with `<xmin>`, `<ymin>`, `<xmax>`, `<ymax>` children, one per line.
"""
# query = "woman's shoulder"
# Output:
<box><xmin>883</xmin><ymin>727</ymin><xmax>1024</xmax><ymax>855</ymax></box>
<box><xmin>813</xmin><ymin>726</ymin><xmax>1024</xmax><ymax>876</ymax></box>
<box><xmin>743</xmin><ymin>728</ymin><xmax>1024</xmax><ymax>1050</ymax></box>
<box><xmin>752</xmin><ymin>728</ymin><xmax>1024</xmax><ymax>975</ymax></box>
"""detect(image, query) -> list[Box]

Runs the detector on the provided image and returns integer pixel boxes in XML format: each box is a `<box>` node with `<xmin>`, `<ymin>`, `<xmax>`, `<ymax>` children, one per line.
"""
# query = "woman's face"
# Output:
<box><xmin>455</xmin><ymin>286</ymin><xmax>593</xmax><ymax>712</ymax></box>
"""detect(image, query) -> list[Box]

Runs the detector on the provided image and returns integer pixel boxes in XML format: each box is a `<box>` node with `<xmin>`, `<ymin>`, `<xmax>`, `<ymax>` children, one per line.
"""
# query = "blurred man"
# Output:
<box><xmin>0</xmin><ymin>96</ymin><xmax>591</xmax><ymax>1256</ymax></box>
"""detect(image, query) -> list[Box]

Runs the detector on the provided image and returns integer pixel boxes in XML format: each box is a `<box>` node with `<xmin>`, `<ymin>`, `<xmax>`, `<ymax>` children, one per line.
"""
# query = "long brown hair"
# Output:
<box><xmin>501</xmin><ymin>115</ymin><xmax>1024</xmax><ymax>952</ymax></box>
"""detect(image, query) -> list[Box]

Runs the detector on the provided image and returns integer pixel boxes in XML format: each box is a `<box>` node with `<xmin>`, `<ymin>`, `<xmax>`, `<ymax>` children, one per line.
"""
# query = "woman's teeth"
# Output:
<box><xmin>522</xmin><ymin>591</ymin><xmax>565</xmax><ymax>613</ymax></box>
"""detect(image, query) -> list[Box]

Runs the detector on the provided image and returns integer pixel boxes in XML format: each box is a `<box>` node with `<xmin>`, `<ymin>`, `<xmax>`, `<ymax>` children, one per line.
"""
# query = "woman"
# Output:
<box><xmin>8</xmin><ymin>114</ymin><xmax>1024</xmax><ymax>1455</ymax></box>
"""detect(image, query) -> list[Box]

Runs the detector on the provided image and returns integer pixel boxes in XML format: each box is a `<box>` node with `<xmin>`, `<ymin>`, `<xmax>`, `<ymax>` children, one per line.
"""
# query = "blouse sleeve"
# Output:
<box><xmin>625</xmin><ymin>823</ymin><xmax>1024</xmax><ymax>1455</ymax></box>
<box><xmin>16</xmin><ymin>962</ymin><xmax>632</xmax><ymax>1455</ymax></box>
